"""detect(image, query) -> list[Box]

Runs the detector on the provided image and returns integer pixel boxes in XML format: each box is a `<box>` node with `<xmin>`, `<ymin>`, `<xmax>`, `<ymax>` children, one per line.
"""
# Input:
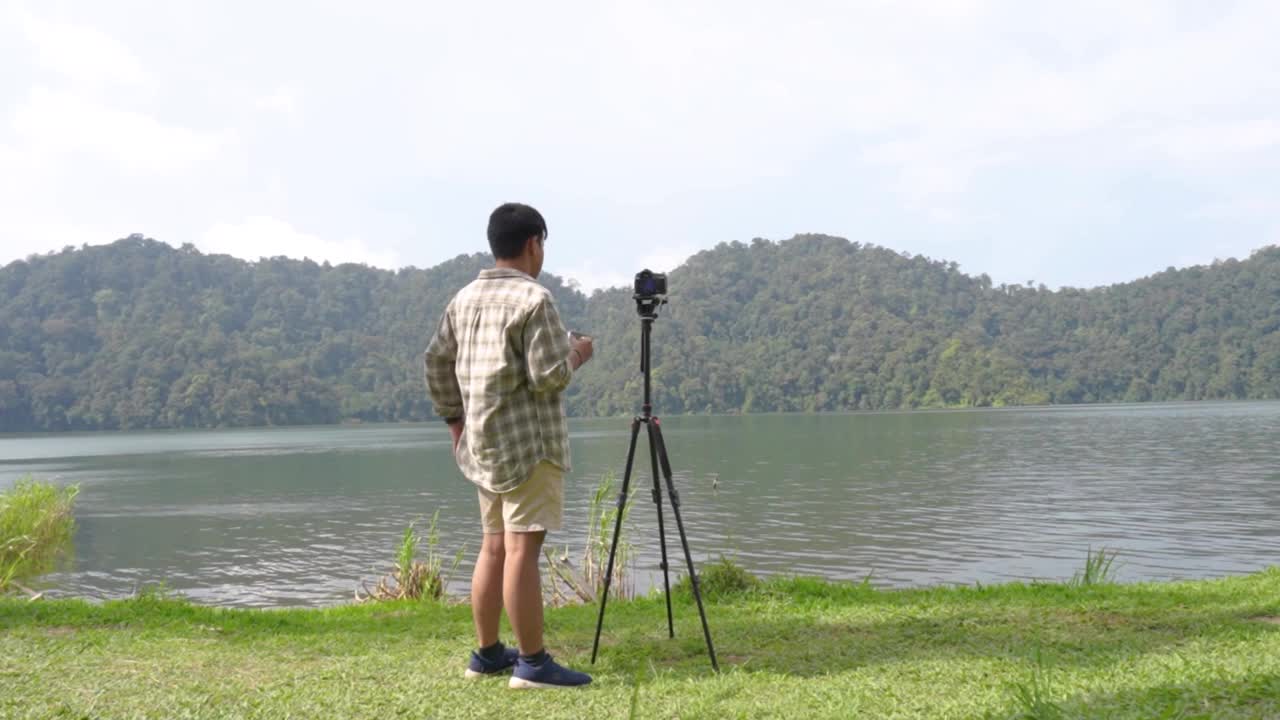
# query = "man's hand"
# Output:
<box><xmin>570</xmin><ymin>335</ymin><xmax>594</xmax><ymax>370</ymax></box>
<box><xmin>448</xmin><ymin>420</ymin><xmax>464</xmax><ymax>451</ymax></box>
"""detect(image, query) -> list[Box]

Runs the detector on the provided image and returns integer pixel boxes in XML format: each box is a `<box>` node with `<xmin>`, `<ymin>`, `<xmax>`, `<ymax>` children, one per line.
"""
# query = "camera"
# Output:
<box><xmin>634</xmin><ymin>269</ymin><xmax>667</xmax><ymax>298</ymax></box>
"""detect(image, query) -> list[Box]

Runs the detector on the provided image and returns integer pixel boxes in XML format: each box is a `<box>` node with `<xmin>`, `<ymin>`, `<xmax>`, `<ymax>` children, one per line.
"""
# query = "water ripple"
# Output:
<box><xmin>12</xmin><ymin>403</ymin><xmax>1280</xmax><ymax>606</ymax></box>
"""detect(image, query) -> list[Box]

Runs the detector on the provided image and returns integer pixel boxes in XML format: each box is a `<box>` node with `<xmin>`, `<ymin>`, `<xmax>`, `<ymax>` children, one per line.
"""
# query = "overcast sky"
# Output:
<box><xmin>2</xmin><ymin>1</ymin><xmax>1277</xmax><ymax>291</ymax></box>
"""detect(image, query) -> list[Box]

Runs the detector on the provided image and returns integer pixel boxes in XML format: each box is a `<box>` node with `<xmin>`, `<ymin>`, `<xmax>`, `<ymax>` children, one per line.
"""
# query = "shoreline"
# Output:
<box><xmin>3</xmin><ymin>398</ymin><xmax>1279</xmax><ymax>438</ymax></box>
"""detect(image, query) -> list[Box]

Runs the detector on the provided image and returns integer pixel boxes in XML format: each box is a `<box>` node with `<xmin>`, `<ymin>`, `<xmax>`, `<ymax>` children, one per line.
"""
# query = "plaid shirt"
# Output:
<box><xmin>424</xmin><ymin>268</ymin><xmax>574</xmax><ymax>493</ymax></box>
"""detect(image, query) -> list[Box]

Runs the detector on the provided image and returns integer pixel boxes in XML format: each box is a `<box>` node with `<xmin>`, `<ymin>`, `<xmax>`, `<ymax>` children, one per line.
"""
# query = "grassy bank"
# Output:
<box><xmin>0</xmin><ymin>479</ymin><xmax>78</xmax><ymax>597</ymax></box>
<box><xmin>3</xmin><ymin>569</ymin><xmax>1279</xmax><ymax>719</ymax></box>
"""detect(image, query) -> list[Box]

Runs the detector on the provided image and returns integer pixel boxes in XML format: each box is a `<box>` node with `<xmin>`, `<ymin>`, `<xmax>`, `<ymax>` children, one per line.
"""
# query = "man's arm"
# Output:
<box><xmin>424</xmin><ymin>305</ymin><xmax>465</xmax><ymax>429</ymax></box>
<box><xmin>524</xmin><ymin>297</ymin><xmax>576</xmax><ymax>394</ymax></box>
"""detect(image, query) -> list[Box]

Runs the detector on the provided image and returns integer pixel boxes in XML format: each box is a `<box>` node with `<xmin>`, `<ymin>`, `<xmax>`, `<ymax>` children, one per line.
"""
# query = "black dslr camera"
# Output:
<box><xmin>634</xmin><ymin>269</ymin><xmax>667</xmax><ymax>298</ymax></box>
<box><xmin>633</xmin><ymin>269</ymin><xmax>667</xmax><ymax>318</ymax></box>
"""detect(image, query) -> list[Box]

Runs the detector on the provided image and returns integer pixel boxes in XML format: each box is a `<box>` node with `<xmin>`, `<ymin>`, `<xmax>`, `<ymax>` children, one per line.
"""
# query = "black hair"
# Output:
<box><xmin>487</xmin><ymin>203</ymin><xmax>547</xmax><ymax>259</ymax></box>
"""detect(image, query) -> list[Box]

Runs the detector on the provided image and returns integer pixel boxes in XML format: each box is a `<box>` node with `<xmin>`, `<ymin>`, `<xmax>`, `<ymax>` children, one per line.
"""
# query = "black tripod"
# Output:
<box><xmin>590</xmin><ymin>295</ymin><xmax>719</xmax><ymax>671</ymax></box>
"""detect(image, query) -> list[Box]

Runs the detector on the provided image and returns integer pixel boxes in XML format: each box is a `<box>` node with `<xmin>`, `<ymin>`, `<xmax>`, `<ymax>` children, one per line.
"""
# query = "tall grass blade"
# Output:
<box><xmin>0</xmin><ymin>478</ymin><xmax>79</xmax><ymax>595</ymax></box>
<box><xmin>1071</xmin><ymin>546</ymin><xmax>1119</xmax><ymax>587</ymax></box>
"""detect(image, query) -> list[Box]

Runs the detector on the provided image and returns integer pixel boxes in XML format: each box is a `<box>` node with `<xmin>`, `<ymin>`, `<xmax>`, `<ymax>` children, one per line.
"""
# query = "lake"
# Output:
<box><xmin>1</xmin><ymin>401</ymin><xmax>1277</xmax><ymax>607</ymax></box>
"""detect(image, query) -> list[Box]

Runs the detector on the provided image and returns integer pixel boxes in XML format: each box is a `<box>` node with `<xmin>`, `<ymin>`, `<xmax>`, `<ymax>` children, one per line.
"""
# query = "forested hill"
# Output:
<box><xmin>577</xmin><ymin>236</ymin><xmax>1280</xmax><ymax>415</ymax></box>
<box><xmin>0</xmin><ymin>237</ymin><xmax>584</xmax><ymax>432</ymax></box>
<box><xmin>1</xmin><ymin>235</ymin><xmax>1277</xmax><ymax>431</ymax></box>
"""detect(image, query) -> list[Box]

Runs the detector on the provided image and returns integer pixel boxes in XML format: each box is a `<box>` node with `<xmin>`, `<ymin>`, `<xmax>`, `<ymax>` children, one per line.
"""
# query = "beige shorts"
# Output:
<box><xmin>478</xmin><ymin>461</ymin><xmax>564</xmax><ymax>534</ymax></box>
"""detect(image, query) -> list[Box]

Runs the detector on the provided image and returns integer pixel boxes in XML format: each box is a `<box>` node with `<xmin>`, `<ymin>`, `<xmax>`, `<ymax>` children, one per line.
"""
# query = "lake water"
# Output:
<box><xmin>1</xmin><ymin>402</ymin><xmax>1277</xmax><ymax>607</ymax></box>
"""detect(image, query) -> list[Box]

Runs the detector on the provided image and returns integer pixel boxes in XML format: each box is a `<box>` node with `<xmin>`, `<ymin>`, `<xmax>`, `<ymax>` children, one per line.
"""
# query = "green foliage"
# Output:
<box><xmin>396</xmin><ymin>523</ymin><xmax>418</xmax><ymax>590</ymax></box>
<box><xmin>677</xmin><ymin>555</ymin><xmax>760</xmax><ymax>599</ymax></box>
<box><xmin>1</xmin><ymin>235</ymin><xmax>1278</xmax><ymax>431</ymax></box>
<box><xmin>131</xmin><ymin>581</ymin><xmax>181</xmax><ymax>604</ymax></box>
<box><xmin>0</xmin><ymin>237</ymin><xmax>585</xmax><ymax>431</ymax></box>
<box><xmin>1071</xmin><ymin>547</ymin><xmax>1119</xmax><ymax>587</ymax></box>
<box><xmin>572</xmin><ymin>237</ymin><xmax>1280</xmax><ymax>416</ymax></box>
<box><xmin>360</xmin><ymin>511</ymin><xmax>462</xmax><ymax>602</ymax></box>
<box><xmin>4</xmin><ymin>570</ymin><xmax>1280</xmax><ymax>718</ymax></box>
<box><xmin>546</xmin><ymin>472</ymin><xmax>635</xmax><ymax>604</ymax></box>
<box><xmin>585</xmin><ymin>471</ymin><xmax>635</xmax><ymax>600</ymax></box>
<box><xmin>0</xmin><ymin>478</ymin><xmax>78</xmax><ymax>594</ymax></box>
<box><xmin>628</xmin><ymin>673</ymin><xmax>642</xmax><ymax>719</ymax></box>
<box><xmin>1006</xmin><ymin>647</ymin><xmax>1068</xmax><ymax>720</ymax></box>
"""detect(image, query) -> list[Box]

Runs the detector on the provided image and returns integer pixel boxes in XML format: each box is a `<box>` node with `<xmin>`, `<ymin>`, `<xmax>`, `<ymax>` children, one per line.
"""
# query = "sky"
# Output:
<box><xmin>1</xmin><ymin>0</ymin><xmax>1278</xmax><ymax>292</ymax></box>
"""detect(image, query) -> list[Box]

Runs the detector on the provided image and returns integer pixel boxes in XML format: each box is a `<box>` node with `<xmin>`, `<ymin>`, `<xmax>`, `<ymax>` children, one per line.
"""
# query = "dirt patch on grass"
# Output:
<box><xmin>1077</xmin><ymin>611</ymin><xmax>1135</xmax><ymax>629</ymax></box>
<box><xmin>1250</xmin><ymin>616</ymin><xmax>1280</xmax><ymax>625</ymax></box>
<box><xmin>370</xmin><ymin>610</ymin><xmax>411</xmax><ymax>620</ymax></box>
<box><xmin>44</xmin><ymin>626</ymin><xmax>76</xmax><ymax>637</ymax></box>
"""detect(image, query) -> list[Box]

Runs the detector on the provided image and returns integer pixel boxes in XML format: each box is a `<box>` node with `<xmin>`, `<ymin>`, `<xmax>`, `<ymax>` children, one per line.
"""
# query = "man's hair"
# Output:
<box><xmin>487</xmin><ymin>203</ymin><xmax>547</xmax><ymax>259</ymax></box>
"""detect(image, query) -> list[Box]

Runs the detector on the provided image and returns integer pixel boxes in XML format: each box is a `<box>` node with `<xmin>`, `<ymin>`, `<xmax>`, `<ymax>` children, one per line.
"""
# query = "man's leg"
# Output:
<box><xmin>501</xmin><ymin>464</ymin><xmax>591</xmax><ymax>688</ymax></box>
<box><xmin>503</xmin><ymin>529</ymin><xmax>546</xmax><ymax>655</ymax></box>
<box><xmin>471</xmin><ymin>532</ymin><xmax>505</xmax><ymax>648</ymax></box>
<box><xmin>465</xmin><ymin>487</ymin><xmax>518</xmax><ymax>678</ymax></box>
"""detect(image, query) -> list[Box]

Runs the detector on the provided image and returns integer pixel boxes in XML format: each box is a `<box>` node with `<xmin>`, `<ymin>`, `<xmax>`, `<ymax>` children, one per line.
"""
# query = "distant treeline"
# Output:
<box><xmin>1</xmin><ymin>235</ymin><xmax>1277</xmax><ymax>431</ymax></box>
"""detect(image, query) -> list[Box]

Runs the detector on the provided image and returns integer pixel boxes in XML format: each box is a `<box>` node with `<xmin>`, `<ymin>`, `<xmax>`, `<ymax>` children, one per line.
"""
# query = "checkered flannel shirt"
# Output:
<box><xmin>424</xmin><ymin>268</ymin><xmax>574</xmax><ymax>493</ymax></box>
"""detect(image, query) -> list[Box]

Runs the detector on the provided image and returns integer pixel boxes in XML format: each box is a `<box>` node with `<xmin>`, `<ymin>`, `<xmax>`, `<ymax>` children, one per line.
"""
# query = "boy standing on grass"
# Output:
<box><xmin>424</xmin><ymin>203</ymin><xmax>595</xmax><ymax>689</ymax></box>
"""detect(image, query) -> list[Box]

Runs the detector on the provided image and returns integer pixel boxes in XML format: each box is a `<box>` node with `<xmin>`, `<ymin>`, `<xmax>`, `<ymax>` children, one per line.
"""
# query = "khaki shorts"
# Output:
<box><xmin>478</xmin><ymin>461</ymin><xmax>564</xmax><ymax>534</ymax></box>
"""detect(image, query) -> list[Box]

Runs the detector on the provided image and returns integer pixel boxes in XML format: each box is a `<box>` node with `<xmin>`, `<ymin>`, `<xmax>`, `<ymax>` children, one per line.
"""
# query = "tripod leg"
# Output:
<box><xmin>646</xmin><ymin>420</ymin><xmax>675</xmax><ymax>639</ymax></box>
<box><xmin>651</xmin><ymin>419</ymin><xmax>720</xmax><ymax>672</ymax></box>
<box><xmin>591</xmin><ymin>417</ymin><xmax>642</xmax><ymax>664</ymax></box>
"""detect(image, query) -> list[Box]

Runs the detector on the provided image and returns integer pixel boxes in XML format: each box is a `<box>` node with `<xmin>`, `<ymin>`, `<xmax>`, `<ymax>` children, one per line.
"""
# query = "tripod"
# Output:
<box><xmin>590</xmin><ymin>295</ymin><xmax>719</xmax><ymax>672</ymax></box>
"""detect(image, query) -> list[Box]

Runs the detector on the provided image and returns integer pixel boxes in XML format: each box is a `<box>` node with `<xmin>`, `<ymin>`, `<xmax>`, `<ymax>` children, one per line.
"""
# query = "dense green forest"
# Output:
<box><xmin>1</xmin><ymin>234</ymin><xmax>1277</xmax><ymax>431</ymax></box>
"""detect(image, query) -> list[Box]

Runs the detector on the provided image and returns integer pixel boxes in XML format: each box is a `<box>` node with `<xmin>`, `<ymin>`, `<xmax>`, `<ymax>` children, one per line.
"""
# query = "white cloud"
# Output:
<box><xmin>557</xmin><ymin>245</ymin><xmax>697</xmax><ymax>293</ymax></box>
<box><xmin>10</xmin><ymin>87</ymin><xmax>231</xmax><ymax>175</ymax></box>
<box><xmin>256</xmin><ymin>88</ymin><xmax>300</xmax><ymax>117</ymax></box>
<box><xmin>20</xmin><ymin>13</ymin><xmax>148</xmax><ymax>87</ymax></box>
<box><xmin>637</xmin><ymin>247</ymin><xmax>697</xmax><ymax>276</ymax></box>
<box><xmin>2</xmin><ymin>0</ymin><xmax>1278</xmax><ymax>288</ymax></box>
<box><xmin>395</xmin><ymin>0</ymin><xmax>1279</xmax><ymax>218</ymax></box>
<box><xmin>1193</xmin><ymin>193</ymin><xmax>1280</xmax><ymax>222</ymax></box>
<box><xmin>199</xmin><ymin>217</ymin><xmax>400</xmax><ymax>268</ymax></box>
<box><xmin>0</xmin><ymin>216</ymin><xmax>125</xmax><ymax>261</ymax></box>
<box><xmin>555</xmin><ymin>262</ymin><xmax>630</xmax><ymax>294</ymax></box>
<box><xmin>1147</xmin><ymin>121</ymin><xmax>1280</xmax><ymax>167</ymax></box>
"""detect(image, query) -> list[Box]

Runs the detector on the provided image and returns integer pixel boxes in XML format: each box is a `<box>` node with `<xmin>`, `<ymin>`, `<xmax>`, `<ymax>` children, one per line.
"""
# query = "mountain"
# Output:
<box><xmin>1</xmin><ymin>234</ymin><xmax>1277</xmax><ymax>431</ymax></box>
<box><xmin>575</xmin><ymin>236</ymin><xmax>1280</xmax><ymax>415</ymax></box>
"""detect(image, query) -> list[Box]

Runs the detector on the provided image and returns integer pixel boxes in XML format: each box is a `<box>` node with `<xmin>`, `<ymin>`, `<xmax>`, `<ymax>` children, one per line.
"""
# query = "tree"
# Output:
<box><xmin>0</xmin><ymin>236</ymin><xmax>1277</xmax><ymax>431</ymax></box>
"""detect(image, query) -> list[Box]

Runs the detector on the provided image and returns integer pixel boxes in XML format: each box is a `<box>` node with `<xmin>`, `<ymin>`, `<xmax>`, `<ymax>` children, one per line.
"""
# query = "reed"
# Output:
<box><xmin>0</xmin><ymin>478</ymin><xmax>79</xmax><ymax>597</ymax></box>
<box><xmin>358</xmin><ymin>510</ymin><xmax>464</xmax><ymax>602</ymax></box>
<box><xmin>545</xmin><ymin>472</ymin><xmax>636</xmax><ymax>605</ymax></box>
<box><xmin>1071</xmin><ymin>547</ymin><xmax>1119</xmax><ymax>587</ymax></box>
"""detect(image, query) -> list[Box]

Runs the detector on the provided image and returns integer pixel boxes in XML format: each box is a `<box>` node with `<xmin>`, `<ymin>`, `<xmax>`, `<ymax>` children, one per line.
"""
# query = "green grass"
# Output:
<box><xmin>0</xmin><ymin>478</ymin><xmax>78</xmax><ymax>595</ymax></box>
<box><xmin>1070</xmin><ymin>547</ymin><xmax>1120</xmax><ymax>588</ymax></box>
<box><xmin>3</xmin><ymin>568</ymin><xmax>1279</xmax><ymax>719</ymax></box>
<box><xmin>546</xmin><ymin>471</ymin><xmax>638</xmax><ymax>605</ymax></box>
<box><xmin>358</xmin><ymin>511</ymin><xmax>464</xmax><ymax>602</ymax></box>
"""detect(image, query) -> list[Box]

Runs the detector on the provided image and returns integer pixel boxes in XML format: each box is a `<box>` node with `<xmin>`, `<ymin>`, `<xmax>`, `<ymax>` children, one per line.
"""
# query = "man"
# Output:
<box><xmin>424</xmin><ymin>202</ymin><xmax>595</xmax><ymax>690</ymax></box>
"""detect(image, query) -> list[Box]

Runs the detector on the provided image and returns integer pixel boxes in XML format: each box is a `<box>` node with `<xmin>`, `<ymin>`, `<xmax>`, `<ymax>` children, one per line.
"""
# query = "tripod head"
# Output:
<box><xmin>633</xmin><ymin>294</ymin><xmax>666</xmax><ymax>319</ymax></box>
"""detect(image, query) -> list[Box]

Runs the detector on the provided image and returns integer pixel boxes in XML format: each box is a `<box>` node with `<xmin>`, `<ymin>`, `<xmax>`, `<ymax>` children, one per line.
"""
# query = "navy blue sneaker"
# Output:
<box><xmin>464</xmin><ymin>643</ymin><xmax>519</xmax><ymax>679</ymax></box>
<box><xmin>508</xmin><ymin>653</ymin><xmax>592</xmax><ymax>689</ymax></box>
